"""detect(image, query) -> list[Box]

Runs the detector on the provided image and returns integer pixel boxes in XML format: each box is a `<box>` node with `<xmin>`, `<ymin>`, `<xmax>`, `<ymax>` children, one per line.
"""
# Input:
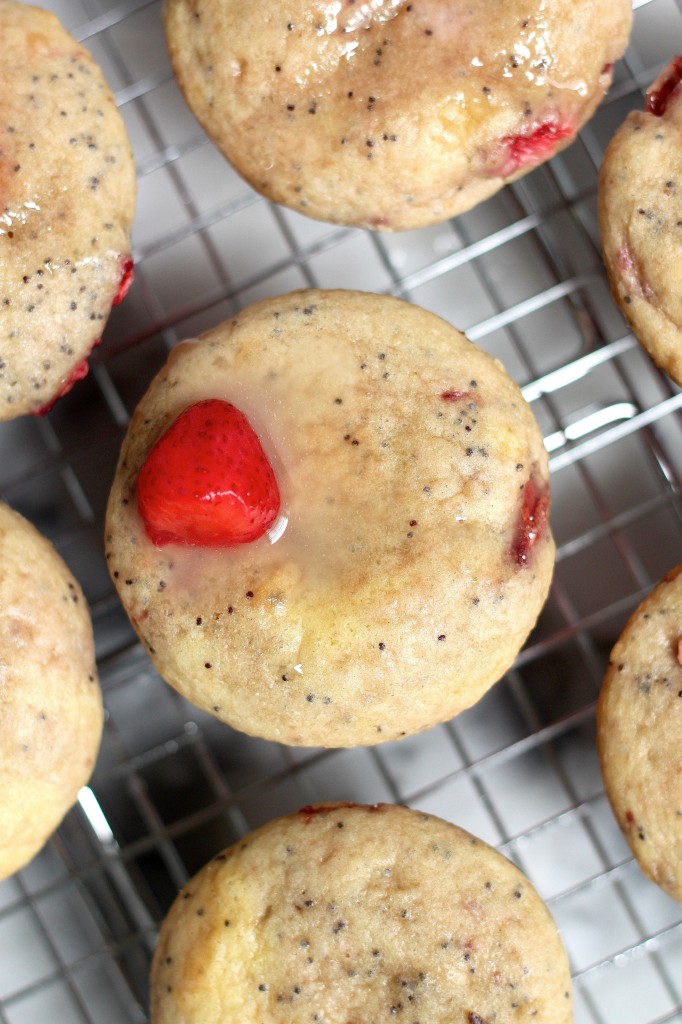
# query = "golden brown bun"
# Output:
<box><xmin>598</xmin><ymin>565</ymin><xmax>682</xmax><ymax>903</ymax></box>
<box><xmin>0</xmin><ymin>0</ymin><xmax>136</xmax><ymax>419</ymax></box>
<box><xmin>151</xmin><ymin>802</ymin><xmax>573</xmax><ymax>1024</ymax></box>
<box><xmin>106</xmin><ymin>289</ymin><xmax>554</xmax><ymax>747</ymax></box>
<box><xmin>599</xmin><ymin>63</ymin><xmax>682</xmax><ymax>386</ymax></box>
<box><xmin>165</xmin><ymin>0</ymin><xmax>631</xmax><ymax>229</ymax></box>
<box><xmin>0</xmin><ymin>502</ymin><xmax>102</xmax><ymax>880</ymax></box>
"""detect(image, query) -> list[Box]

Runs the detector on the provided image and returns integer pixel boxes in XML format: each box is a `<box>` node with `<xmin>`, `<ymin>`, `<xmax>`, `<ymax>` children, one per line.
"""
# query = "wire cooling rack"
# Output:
<box><xmin>1</xmin><ymin>0</ymin><xmax>682</xmax><ymax>1020</ymax></box>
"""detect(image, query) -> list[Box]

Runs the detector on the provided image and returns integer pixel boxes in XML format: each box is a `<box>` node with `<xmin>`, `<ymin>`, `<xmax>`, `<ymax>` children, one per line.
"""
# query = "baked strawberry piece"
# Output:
<box><xmin>137</xmin><ymin>400</ymin><xmax>280</xmax><ymax>547</ymax></box>
<box><xmin>646</xmin><ymin>55</ymin><xmax>682</xmax><ymax>116</ymax></box>
<box><xmin>491</xmin><ymin>119</ymin><xmax>577</xmax><ymax>179</ymax></box>
<box><xmin>511</xmin><ymin>473</ymin><xmax>550</xmax><ymax>566</ymax></box>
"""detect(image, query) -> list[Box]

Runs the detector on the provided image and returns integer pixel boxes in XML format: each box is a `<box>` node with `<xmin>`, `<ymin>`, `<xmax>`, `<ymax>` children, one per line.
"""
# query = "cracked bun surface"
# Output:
<box><xmin>106</xmin><ymin>289</ymin><xmax>554</xmax><ymax>748</ymax></box>
<box><xmin>598</xmin><ymin>565</ymin><xmax>682</xmax><ymax>903</ymax></box>
<box><xmin>0</xmin><ymin>502</ymin><xmax>102</xmax><ymax>880</ymax></box>
<box><xmin>599</xmin><ymin>57</ymin><xmax>682</xmax><ymax>387</ymax></box>
<box><xmin>164</xmin><ymin>0</ymin><xmax>631</xmax><ymax>229</ymax></box>
<box><xmin>0</xmin><ymin>0</ymin><xmax>136</xmax><ymax>419</ymax></box>
<box><xmin>150</xmin><ymin>802</ymin><xmax>573</xmax><ymax>1024</ymax></box>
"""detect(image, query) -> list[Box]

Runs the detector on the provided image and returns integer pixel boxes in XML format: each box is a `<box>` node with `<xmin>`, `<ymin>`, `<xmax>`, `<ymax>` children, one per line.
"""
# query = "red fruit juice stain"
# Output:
<box><xmin>114</xmin><ymin>256</ymin><xmax>134</xmax><ymax>305</ymax></box>
<box><xmin>298</xmin><ymin>802</ymin><xmax>387</xmax><ymax>822</ymax></box>
<box><xmin>511</xmin><ymin>473</ymin><xmax>549</xmax><ymax>566</ymax></box>
<box><xmin>298</xmin><ymin>802</ymin><xmax>358</xmax><ymax>822</ymax></box>
<box><xmin>646</xmin><ymin>55</ymin><xmax>682</xmax><ymax>116</ymax></box>
<box><xmin>441</xmin><ymin>389</ymin><xmax>470</xmax><ymax>402</ymax></box>
<box><xmin>34</xmin><ymin>338</ymin><xmax>102</xmax><ymax>416</ymax></box>
<box><xmin>495</xmin><ymin>119</ymin><xmax>575</xmax><ymax>178</ymax></box>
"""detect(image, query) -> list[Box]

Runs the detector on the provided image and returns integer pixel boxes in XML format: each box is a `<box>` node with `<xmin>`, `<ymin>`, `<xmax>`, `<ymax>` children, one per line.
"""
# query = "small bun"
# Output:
<box><xmin>164</xmin><ymin>0</ymin><xmax>631</xmax><ymax>229</ymax></box>
<box><xmin>598</xmin><ymin>565</ymin><xmax>682</xmax><ymax>903</ymax></box>
<box><xmin>151</xmin><ymin>802</ymin><xmax>573</xmax><ymax>1024</ymax></box>
<box><xmin>0</xmin><ymin>0</ymin><xmax>136</xmax><ymax>419</ymax></box>
<box><xmin>599</xmin><ymin>58</ymin><xmax>682</xmax><ymax>387</ymax></box>
<box><xmin>0</xmin><ymin>502</ymin><xmax>102</xmax><ymax>880</ymax></box>
<box><xmin>106</xmin><ymin>289</ymin><xmax>554</xmax><ymax>747</ymax></box>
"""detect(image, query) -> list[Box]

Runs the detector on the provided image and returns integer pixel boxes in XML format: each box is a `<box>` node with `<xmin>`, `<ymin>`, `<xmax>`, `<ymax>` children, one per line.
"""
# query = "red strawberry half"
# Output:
<box><xmin>137</xmin><ymin>399</ymin><xmax>281</xmax><ymax>547</ymax></box>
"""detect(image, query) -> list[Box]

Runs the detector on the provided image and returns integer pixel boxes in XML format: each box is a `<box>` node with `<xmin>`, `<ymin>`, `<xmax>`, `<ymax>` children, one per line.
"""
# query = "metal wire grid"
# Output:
<box><xmin>1</xmin><ymin>0</ymin><xmax>682</xmax><ymax>1020</ymax></box>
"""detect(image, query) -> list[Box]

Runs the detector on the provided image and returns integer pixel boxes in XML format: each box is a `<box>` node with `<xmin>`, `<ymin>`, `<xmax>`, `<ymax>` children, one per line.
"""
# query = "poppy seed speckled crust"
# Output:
<box><xmin>150</xmin><ymin>803</ymin><xmax>573</xmax><ymax>1023</ymax></box>
<box><xmin>163</xmin><ymin>0</ymin><xmax>631</xmax><ymax>230</ymax></box>
<box><xmin>0</xmin><ymin>0</ymin><xmax>136</xmax><ymax>419</ymax></box>
<box><xmin>598</xmin><ymin>565</ymin><xmax>682</xmax><ymax>904</ymax></box>
<box><xmin>599</xmin><ymin>57</ymin><xmax>682</xmax><ymax>387</ymax></box>
<box><xmin>0</xmin><ymin>501</ymin><xmax>102</xmax><ymax>881</ymax></box>
<box><xmin>105</xmin><ymin>289</ymin><xmax>555</xmax><ymax>748</ymax></box>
